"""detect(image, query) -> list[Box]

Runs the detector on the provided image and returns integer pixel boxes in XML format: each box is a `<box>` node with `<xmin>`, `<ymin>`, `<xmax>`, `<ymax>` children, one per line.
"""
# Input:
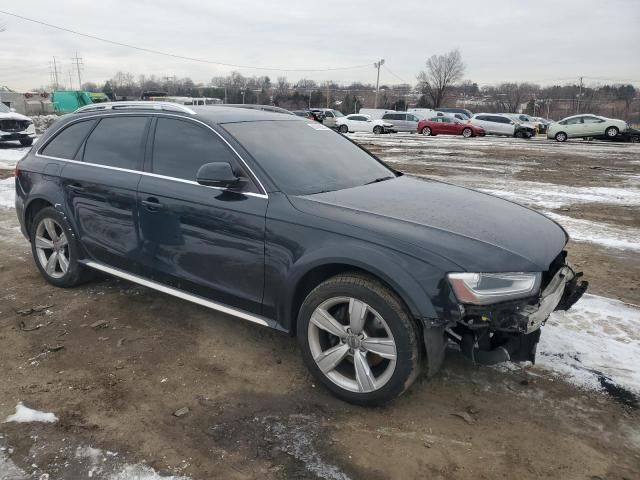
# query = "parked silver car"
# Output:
<box><xmin>381</xmin><ymin>112</ymin><xmax>421</xmax><ymax>133</ymax></box>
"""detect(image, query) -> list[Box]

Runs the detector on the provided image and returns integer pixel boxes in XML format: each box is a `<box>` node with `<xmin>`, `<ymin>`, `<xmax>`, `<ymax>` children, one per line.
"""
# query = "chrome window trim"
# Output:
<box><xmin>82</xmin><ymin>260</ymin><xmax>271</xmax><ymax>327</ymax></box>
<box><xmin>35</xmin><ymin>112</ymin><xmax>269</xmax><ymax>198</ymax></box>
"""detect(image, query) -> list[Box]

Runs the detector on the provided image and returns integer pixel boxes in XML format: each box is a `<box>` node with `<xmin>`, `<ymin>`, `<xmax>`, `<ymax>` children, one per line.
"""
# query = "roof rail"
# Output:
<box><xmin>74</xmin><ymin>101</ymin><xmax>196</xmax><ymax>115</ymax></box>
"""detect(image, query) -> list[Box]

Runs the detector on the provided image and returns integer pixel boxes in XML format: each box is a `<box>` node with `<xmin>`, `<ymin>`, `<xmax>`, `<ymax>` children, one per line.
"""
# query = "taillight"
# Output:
<box><xmin>14</xmin><ymin>163</ymin><xmax>19</xmax><ymax>177</ymax></box>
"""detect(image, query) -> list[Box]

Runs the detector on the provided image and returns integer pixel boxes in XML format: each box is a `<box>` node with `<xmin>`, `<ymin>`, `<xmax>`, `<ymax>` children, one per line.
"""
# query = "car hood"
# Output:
<box><xmin>0</xmin><ymin>111</ymin><xmax>31</xmax><ymax>122</ymax></box>
<box><xmin>291</xmin><ymin>176</ymin><xmax>567</xmax><ymax>273</ymax></box>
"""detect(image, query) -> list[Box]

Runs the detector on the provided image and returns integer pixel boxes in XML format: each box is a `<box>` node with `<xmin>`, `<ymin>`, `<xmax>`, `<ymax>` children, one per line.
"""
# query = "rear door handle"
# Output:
<box><xmin>141</xmin><ymin>198</ymin><xmax>164</xmax><ymax>211</ymax></box>
<box><xmin>66</xmin><ymin>184</ymin><xmax>86</xmax><ymax>193</ymax></box>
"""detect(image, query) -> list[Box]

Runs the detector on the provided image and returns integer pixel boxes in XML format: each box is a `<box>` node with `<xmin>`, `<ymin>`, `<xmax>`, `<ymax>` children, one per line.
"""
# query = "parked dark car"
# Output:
<box><xmin>291</xmin><ymin>110</ymin><xmax>315</xmax><ymax>120</ymax></box>
<box><xmin>14</xmin><ymin>102</ymin><xmax>587</xmax><ymax>405</ymax></box>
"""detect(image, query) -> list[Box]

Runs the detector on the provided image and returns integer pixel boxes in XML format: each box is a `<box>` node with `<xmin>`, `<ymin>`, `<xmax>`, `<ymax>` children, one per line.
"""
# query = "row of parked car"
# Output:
<box><xmin>291</xmin><ymin>106</ymin><xmax>638</xmax><ymax>142</ymax></box>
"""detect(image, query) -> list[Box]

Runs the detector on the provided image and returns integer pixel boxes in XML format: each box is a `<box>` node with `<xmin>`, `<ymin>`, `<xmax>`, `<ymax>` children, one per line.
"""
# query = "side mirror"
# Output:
<box><xmin>196</xmin><ymin>162</ymin><xmax>240</xmax><ymax>188</ymax></box>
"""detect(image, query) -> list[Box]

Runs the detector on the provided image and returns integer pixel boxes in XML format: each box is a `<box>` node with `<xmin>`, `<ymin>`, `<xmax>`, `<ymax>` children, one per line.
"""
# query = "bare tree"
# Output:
<box><xmin>487</xmin><ymin>82</ymin><xmax>539</xmax><ymax>112</ymax></box>
<box><xmin>417</xmin><ymin>49</ymin><xmax>465</xmax><ymax>107</ymax></box>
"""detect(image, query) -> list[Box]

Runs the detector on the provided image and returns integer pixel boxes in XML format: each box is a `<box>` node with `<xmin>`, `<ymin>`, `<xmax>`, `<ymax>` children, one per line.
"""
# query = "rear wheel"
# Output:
<box><xmin>555</xmin><ymin>132</ymin><xmax>567</xmax><ymax>142</ymax></box>
<box><xmin>30</xmin><ymin>207</ymin><xmax>89</xmax><ymax>288</ymax></box>
<box><xmin>339</xmin><ymin>124</ymin><xmax>349</xmax><ymax>134</ymax></box>
<box><xmin>19</xmin><ymin>138</ymin><xmax>33</xmax><ymax>147</ymax></box>
<box><xmin>373</xmin><ymin>125</ymin><xmax>383</xmax><ymax>134</ymax></box>
<box><xmin>605</xmin><ymin>126</ymin><xmax>619</xmax><ymax>138</ymax></box>
<box><xmin>462</xmin><ymin>128</ymin><xmax>473</xmax><ymax>138</ymax></box>
<box><xmin>421</xmin><ymin>126</ymin><xmax>431</xmax><ymax>136</ymax></box>
<box><xmin>297</xmin><ymin>273</ymin><xmax>422</xmax><ymax>406</ymax></box>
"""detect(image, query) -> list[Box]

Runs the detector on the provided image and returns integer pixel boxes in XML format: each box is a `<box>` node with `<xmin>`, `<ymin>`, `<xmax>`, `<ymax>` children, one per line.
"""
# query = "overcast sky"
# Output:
<box><xmin>1</xmin><ymin>0</ymin><xmax>639</xmax><ymax>91</ymax></box>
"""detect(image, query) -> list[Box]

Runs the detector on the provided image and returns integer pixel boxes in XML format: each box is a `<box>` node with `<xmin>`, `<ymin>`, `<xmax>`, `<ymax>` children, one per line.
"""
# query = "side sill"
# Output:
<box><xmin>81</xmin><ymin>260</ymin><xmax>282</xmax><ymax>331</ymax></box>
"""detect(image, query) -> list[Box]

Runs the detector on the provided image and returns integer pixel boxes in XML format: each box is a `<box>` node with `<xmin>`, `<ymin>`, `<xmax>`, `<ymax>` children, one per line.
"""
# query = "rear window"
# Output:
<box><xmin>41</xmin><ymin>120</ymin><xmax>97</xmax><ymax>159</ymax></box>
<box><xmin>83</xmin><ymin>116</ymin><xmax>149</xmax><ymax>170</ymax></box>
<box><xmin>223</xmin><ymin>120</ymin><xmax>394</xmax><ymax>196</ymax></box>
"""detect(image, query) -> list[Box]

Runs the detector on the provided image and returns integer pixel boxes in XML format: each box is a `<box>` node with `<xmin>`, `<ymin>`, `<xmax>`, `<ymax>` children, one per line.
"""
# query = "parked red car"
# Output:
<box><xmin>417</xmin><ymin>117</ymin><xmax>485</xmax><ymax>137</ymax></box>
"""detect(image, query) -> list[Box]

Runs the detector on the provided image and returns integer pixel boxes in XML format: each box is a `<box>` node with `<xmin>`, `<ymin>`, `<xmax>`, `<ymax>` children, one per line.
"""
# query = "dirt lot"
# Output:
<box><xmin>0</xmin><ymin>136</ymin><xmax>639</xmax><ymax>479</ymax></box>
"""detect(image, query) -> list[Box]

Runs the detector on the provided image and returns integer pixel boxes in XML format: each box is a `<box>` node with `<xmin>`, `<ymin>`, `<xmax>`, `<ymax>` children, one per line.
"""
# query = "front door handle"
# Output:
<box><xmin>141</xmin><ymin>198</ymin><xmax>164</xmax><ymax>211</ymax></box>
<box><xmin>66</xmin><ymin>184</ymin><xmax>86</xmax><ymax>193</ymax></box>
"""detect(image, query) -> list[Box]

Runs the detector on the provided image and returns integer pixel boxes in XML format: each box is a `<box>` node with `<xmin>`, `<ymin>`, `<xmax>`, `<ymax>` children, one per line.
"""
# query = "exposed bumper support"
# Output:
<box><xmin>452</xmin><ymin>264</ymin><xmax>588</xmax><ymax>366</ymax></box>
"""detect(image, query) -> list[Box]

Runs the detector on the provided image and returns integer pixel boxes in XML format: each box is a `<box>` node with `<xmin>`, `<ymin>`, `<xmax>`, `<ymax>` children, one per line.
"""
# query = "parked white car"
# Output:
<box><xmin>547</xmin><ymin>114</ymin><xmax>629</xmax><ymax>142</ymax></box>
<box><xmin>469</xmin><ymin>113</ymin><xmax>536</xmax><ymax>138</ymax></box>
<box><xmin>336</xmin><ymin>114</ymin><xmax>394</xmax><ymax>134</ymax></box>
<box><xmin>0</xmin><ymin>103</ymin><xmax>36</xmax><ymax>146</ymax></box>
<box><xmin>359</xmin><ymin>108</ymin><xmax>396</xmax><ymax>120</ymax></box>
<box><xmin>407</xmin><ymin>108</ymin><xmax>448</xmax><ymax>120</ymax></box>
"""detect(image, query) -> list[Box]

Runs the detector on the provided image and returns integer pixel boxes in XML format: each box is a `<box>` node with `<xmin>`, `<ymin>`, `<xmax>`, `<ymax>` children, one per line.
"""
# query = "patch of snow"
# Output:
<box><xmin>0</xmin><ymin>178</ymin><xmax>15</xmax><ymax>209</ymax></box>
<box><xmin>259</xmin><ymin>415</ymin><xmax>351</xmax><ymax>480</ymax></box>
<box><xmin>107</xmin><ymin>464</ymin><xmax>190</xmax><ymax>480</ymax></box>
<box><xmin>3</xmin><ymin>403</ymin><xmax>57</xmax><ymax>424</ymax></box>
<box><xmin>0</xmin><ymin>450</ymin><xmax>28</xmax><ymax>480</ymax></box>
<box><xmin>0</xmin><ymin>145</ymin><xmax>29</xmax><ymax>170</ymax></box>
<box><xmin>545</xmin><ymin>212</ymin><xmax>640</xmax><ymax>251</ymax></box>
<box><xmin>538</xmin><ymin>294</ymin><xmax>640</xmax><ymax>397</ymax></box>
<box><xmin>479</xmin><ymin>182</ymin><xmax>640</xmax><ymax>209</ymax></box>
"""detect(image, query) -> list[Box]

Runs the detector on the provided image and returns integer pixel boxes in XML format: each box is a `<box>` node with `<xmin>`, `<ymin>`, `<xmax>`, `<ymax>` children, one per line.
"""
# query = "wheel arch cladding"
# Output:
<box><xmin>284</xmin><ymin>251</ymin><xmax>439</xmax><ymax>334</ymax></box>
<box><xmin>24</xmin><ymin>198</ymin><xmax>54</xmax><ymax>234</ymax></box>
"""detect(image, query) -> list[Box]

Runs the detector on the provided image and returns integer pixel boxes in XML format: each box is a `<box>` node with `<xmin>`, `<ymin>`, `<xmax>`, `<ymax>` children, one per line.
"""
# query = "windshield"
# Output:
<box><xmin>0</xmin><ymin>103</ymin><xmax>11</xmax><ymax>113</ymax></box>
<box><xmin>223</xmin><ymin>120</ymin><xmax>394</xmax><ymax>195</ymax></box>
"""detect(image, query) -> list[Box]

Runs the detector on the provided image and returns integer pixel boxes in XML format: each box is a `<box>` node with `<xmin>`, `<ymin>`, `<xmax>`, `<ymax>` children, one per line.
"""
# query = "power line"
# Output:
<box><xmin>0</xmin><ymin>9</ymin><xmax>372</xmax><ymax>73</ymax></box>
<box><xmin>382</xmin><ymin>64</ymin><xmax>410</xmax><ymax>84</ymax></box>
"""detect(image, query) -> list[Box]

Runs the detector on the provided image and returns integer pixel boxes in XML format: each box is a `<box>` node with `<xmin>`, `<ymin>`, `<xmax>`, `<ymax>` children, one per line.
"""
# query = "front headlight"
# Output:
<box><xmin>447</xmin><ymin>272</ymin><xmax>541</xmax><ymax>305</ymax></box>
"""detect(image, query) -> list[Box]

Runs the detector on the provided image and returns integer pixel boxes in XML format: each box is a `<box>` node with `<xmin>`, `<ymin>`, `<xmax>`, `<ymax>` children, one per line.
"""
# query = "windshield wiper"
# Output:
<box><xmin>365</xmin><ymin>176</ymin><xmax>395</xmax><ymax>185</ymax></box>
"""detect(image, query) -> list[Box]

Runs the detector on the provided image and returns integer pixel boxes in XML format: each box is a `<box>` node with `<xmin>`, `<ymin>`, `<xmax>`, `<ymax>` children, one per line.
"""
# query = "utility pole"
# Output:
<box><xmin>49</xmin><ymin>56</ymin><xmax>60</xmax><ymax>90</ymax></box>
<box><xmin>72</xmin><ymin>52</ymin><xmax>84</xmax><ymax>89</ymax></box>
<box><xmin>577</xmin><ymin>76</ymin><xmax>583</xmax><ymax>114</ymax></box>
<box><xmin>373</xmin><ymin>59</ymin><xmax>384</xmax><ymax>108</ymax></box>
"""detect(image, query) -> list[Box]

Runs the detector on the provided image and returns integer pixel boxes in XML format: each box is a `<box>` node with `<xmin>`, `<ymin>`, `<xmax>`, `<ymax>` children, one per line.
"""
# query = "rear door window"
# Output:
<box><xmin>41</xmin><ymin>120</ymin><xmax>97</xmax><ymax>159</ymax></box>
<box><xmin>83</xmin><ymin>116</ymin><xmax>149</xmax><ymax>170</ymax></box>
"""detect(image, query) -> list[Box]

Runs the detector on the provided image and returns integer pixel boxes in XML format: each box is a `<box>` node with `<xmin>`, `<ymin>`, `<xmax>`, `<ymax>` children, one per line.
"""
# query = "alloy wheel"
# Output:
<box><xmin>462</xmin><ymin>128</ymin><xmax>472</xmax><ymax>138</ymax></box>
<box><xmin>34</xmin><ymin>218</ymin><xmax>69</xmax><ymax>279</ymax></box>
<box><xmin>308</xmin><ymin>296</ymin><xmax>397</xmax><ymax>393</ymax></box>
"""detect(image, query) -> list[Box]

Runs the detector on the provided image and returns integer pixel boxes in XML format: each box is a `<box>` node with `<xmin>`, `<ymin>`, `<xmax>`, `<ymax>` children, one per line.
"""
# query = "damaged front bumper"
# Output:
<box><xmin>451</xmin><ymin>263</ymin><xmax>588</xmax><ymax>365</ymax></box>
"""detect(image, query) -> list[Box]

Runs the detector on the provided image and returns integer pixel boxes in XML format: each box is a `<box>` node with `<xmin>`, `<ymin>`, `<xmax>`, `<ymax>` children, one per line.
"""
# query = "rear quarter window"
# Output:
<box><xmin>40</xmin><ymin>120</ymin><xmax>97</xmax><ymax>159</ymax></box>
<box><xmin>83</xmin><ymin>116</ymin><xmax>149</xmax><ymax>170</ymax></box>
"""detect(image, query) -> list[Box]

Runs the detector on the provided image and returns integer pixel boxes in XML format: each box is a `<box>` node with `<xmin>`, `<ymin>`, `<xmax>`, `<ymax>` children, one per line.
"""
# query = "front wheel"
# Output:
<box><xmin>462</xmin><ymin>128</ymin><xmax>472</xmax><ymax>138</ymax></box>
<box><xmin>555</xmin><ymin>132</ymin><xmax>567</xmax><ymax>142</ymax></box>
<box><xmin>338</xmin><ymin>124</ymin><xmax>349</xmax><ymax>134</ymax></box>
<box><xmin>373</xmin><ymin>125</ymin><xmax>383</xmax><ymax>134</ymax></box>
<box><xmin>605</xmin><ymin>126</ymin><xmax>619</xmax><ymax>138</ymax></box>
<box><xmin>30</xmin><ymin>206</ymin><xmax>89</xmax><ymax>288</ymax></box>
<box><xmin>297</xmin><ymin>273</ymin><xmax>422</xmax><ymax>406</ymax></box>
<box><xmin>421</xmin><ymin>127</ymin><xmax>431</xmax><ymax>136</ymax></box>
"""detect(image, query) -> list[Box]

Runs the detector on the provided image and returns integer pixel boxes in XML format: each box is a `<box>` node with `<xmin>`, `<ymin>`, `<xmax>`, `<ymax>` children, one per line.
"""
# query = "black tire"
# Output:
<box><xmin>19</xmin><ymin>138</ymin><xmax>33</xmax><ymax>147</ymax></box>
<box><xmin>30</xmin><ymin>206</ymin><xmax>89</xmax><ymax>288</ymax></box>
<box><xmin>605</xmin><ymin>126</ymin><xmax>619</xmax><ymax>138</ymax></box>
<box><xmin>514</xmin><ymin>130</ymin><xmax>524</xmax><ymax>138</ymax></box>
<box><xmin>373</xmin><ymin>125</ymin><xmax>383</xmax><ymax>135</ymax></box>
<box><xmin>462</xmin><ymin>127</ymin><xmax>473</xmax><ymax>138</ymax></box>
<box><xmin>421</xmin><ymin>126</ymin><xmax>431</xmax><ymax>136</ymax></box>
<box><xmin>339</xmin><ymin>124</ymin><xmax>349</xmax><ymax>134</ymax></box>
<box><xmin>297</xmin><ymin>272</ymin><xmax>422</xmax><ymax>406</ymax></box>
<box><xmin>630</xmin><ymin>135</ymin><xmax>640</xmax><ymax>143</ymax></box>
<box><xmin>524</xmin><ymin>130</ymin><xmax>533</xmax><ymax>139</ymax></box>
<box><xmin>555</xmin><ymin>132</ymin><xmax>567</xmax><ymax>142</ymax></box>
